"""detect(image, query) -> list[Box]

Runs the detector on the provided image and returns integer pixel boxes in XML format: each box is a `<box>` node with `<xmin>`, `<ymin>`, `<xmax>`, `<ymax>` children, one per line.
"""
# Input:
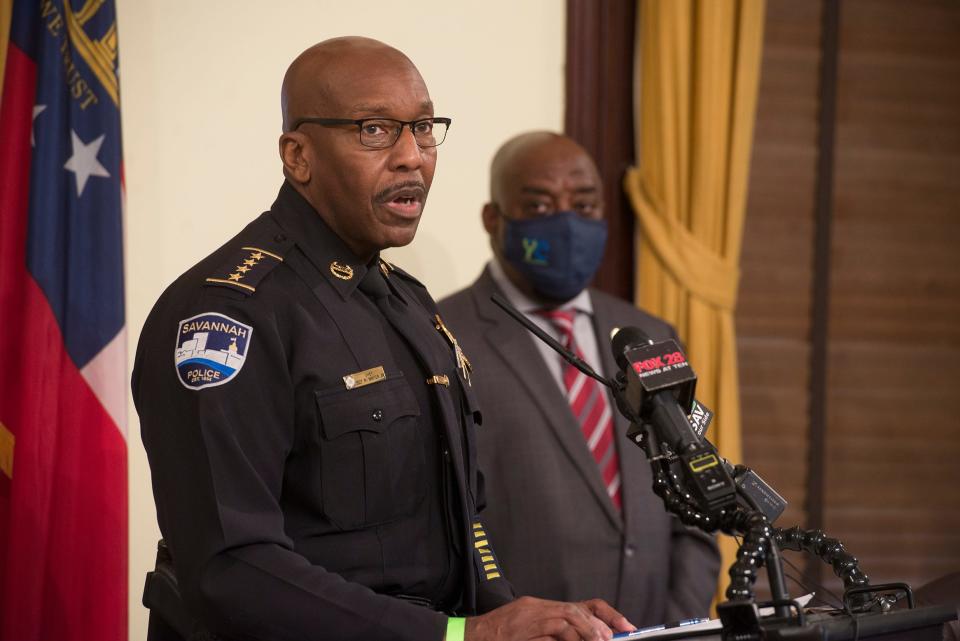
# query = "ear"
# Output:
<box><xmin>481</xmin><ymin>202</ymin><xmax>500</xmax><ymax>235</ymax></box>
<box><xmin>279</xmin><ymin>132</ymin><xmax>311</xmax><ymax>184</ymax></box>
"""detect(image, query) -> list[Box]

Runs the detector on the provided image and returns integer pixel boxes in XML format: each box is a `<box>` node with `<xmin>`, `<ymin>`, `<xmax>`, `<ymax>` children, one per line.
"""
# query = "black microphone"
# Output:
<box><xmin>610</xmin><ymin>326</ymin><xmax>652</xmax><ymax>371</ymax></box>
<box><xmin>612</xmin><ymin>327</ymin><xmax>738</xmax><ymax>515</ymax></box>
<box><xmin>610</xmin><ymin>327</ymin><xmax>698</xmax><ymax>442</ymax></box>
<box><xmin>489</xmin><ymin>297</ymin><xmax>741</xmax><ymax>517</ymax></box>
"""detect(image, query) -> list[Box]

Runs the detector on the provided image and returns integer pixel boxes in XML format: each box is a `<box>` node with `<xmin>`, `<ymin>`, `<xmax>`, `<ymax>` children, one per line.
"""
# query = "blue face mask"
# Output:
<box><xmin>501</xmin><ymin>211</ymin><xmax>608</xmax><ymax>302</ymax></box>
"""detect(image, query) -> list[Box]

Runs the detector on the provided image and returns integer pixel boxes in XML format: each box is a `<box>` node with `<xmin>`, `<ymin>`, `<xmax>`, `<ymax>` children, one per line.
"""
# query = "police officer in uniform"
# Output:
<box><xmin>133</xmin><ymin>37</ymin><xmax>634</xmax><ymax>641</ymax></box>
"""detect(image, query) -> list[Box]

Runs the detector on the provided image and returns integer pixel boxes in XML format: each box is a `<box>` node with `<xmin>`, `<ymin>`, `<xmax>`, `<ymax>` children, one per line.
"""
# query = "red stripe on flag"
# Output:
<box><xmin>0</xmin><ymin>44</ymin><xmax>33</xmax><ymax>215</ymax></box>
<box><xmin>0</xmin><ymin>43</ymin><xmax>128</xmax><ymax>641</ymax></box>
<box><xmin>0</xmin><ymin>315</ymin><xmax>128</xmax><ymax>640</ymax></box>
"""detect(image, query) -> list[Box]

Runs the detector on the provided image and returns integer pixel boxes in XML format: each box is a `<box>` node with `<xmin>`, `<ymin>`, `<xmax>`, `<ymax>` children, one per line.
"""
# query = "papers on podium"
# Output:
<box><xmin>613</xmin><ymin>594</ymin><xmax>815</xmax><ymax>639</ymax></box>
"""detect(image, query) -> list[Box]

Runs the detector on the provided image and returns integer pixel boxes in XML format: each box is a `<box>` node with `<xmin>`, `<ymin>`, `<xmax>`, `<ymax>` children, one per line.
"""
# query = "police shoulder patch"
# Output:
<box><xmin>175</xmin><ymin>312</ymin><xmax>252</xmax><ymax>389</ymax></box>
<box><xmin>205</xmin><ymin>245</ymin><xmax>285</xmax><ymax>295</ymax></box>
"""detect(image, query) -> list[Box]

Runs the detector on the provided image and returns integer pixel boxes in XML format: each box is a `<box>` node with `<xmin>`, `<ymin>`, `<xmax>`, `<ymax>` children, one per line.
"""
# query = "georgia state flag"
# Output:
<box><xmin>0</xmin><ymin>1</ymin><xmax>127</xmax><ymax>639</ymax></box>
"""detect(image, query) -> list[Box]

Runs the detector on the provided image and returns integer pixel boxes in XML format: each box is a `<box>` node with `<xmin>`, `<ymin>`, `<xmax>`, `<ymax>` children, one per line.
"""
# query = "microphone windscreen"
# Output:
<box><xmin>610</xmin><ymin>326</ymin><xmax>652</xmax><ymax>371</ymax></box>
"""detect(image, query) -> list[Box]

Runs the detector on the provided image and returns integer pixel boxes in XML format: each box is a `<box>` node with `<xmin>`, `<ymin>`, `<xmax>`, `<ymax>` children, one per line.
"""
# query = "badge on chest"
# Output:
<box><xmin>433</xmin><ymin>314</ymin><xmax>473</xmax><ymax>386</ymax></box>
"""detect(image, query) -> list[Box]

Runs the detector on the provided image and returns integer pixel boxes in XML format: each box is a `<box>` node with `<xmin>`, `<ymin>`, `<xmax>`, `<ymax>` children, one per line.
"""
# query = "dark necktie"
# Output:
<box><xmin>537</xmin><ymin>308</ymin><xmax>622</xmax><ymax>511</ymax></box>
<box><xmin>358</xmin><ymin>262</ymin><xmax>396</xmax><ymax>307</ymax></box>
<box><xmin>359</xmin><ymin>263</ymin><xmax>414</xmax><ymax>337</ymax></box>
<box><xmin>358</xmin><ymin>263</ymin><xmax>445</xmax><ymax>377</ymax></box>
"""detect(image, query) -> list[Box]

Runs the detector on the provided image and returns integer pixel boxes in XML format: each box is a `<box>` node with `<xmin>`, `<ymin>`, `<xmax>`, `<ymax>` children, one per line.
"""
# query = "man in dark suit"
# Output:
<box><xmin>439</xmin><ymin>132</ymin><xmax>720</xmax><ymax>627</ymax></box>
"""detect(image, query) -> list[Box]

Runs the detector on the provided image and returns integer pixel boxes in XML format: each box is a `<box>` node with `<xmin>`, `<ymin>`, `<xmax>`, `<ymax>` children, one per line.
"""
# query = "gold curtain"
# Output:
<box><xmin>624</xmin><ymin>0</ymin><xmax>766</xmax><ymax>604</ymax></box>
<box><xmin>0</xmin><ymin>0</ymin><xmax>12</xmax><ymax>94</ymax></box>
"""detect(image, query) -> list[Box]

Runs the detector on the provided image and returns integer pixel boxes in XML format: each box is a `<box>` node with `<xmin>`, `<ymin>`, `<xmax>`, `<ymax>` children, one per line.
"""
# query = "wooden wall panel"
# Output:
<box><xmin>825</xmin><ymin>0</ymin><xmax>960</xmax><ymax>592</ymax></box>
<box><xmin>737</xmin><ymin>0</ymin><xmax>822</xmax><ymax>547</ymax></box>
<box><xmin>738</xmin><ymin>0</ymin><xmax>960</xmax><ymax>599</ymax></box>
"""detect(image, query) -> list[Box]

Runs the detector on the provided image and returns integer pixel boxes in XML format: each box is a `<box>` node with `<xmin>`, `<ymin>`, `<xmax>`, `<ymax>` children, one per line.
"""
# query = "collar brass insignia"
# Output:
<box><xmin>330</xmin><ymin>261</ymin><xmax>354</xmax><ymax>280</ymax></box>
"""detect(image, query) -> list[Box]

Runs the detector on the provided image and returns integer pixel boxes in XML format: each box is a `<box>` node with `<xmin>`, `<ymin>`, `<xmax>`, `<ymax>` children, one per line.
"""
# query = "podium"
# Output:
<box><xmin>633</xmin><ymin>604</ymin><xmax>957</xmax><ymax>641</ymax></box>
<box><xmin>761</xmin><ymin>605</ymin><xmax>956</xmax><ymax>641</ymax></box>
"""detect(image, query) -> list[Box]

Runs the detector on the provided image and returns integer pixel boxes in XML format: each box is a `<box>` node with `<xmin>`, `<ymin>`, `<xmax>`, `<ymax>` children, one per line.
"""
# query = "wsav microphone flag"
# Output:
<box><xmin>0</xmin><ymin>1</ymin><xmax>127</xmax><ymax>640</ymax></box>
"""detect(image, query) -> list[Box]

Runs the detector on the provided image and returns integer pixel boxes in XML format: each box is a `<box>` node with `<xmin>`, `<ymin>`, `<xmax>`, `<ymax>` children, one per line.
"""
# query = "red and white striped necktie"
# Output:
<box><xmin>537</xmin><ymin>309</ymin><xmax>622</xmax><ymax>511</ymax></box>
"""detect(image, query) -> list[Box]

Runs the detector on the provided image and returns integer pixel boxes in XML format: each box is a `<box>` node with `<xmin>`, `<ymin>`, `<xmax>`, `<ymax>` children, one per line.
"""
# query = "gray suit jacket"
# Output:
<box><xmin>438</xmin><ymin>267</ymin><xmax>720</xmax><ymax>626</ymax></box>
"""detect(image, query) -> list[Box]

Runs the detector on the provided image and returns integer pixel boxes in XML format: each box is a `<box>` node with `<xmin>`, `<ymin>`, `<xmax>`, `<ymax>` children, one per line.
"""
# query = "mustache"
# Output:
<box><xmin>374</xmin><ymin>180</ymin><xmax>427</xmax><ymax>203</ymax></box>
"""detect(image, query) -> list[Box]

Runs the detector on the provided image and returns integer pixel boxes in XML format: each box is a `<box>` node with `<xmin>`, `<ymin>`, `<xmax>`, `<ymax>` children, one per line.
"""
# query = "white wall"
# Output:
<box><xmin>117</xmin><ymin>1</ymin><xmax>566</xmax><ymax>637</ymax></box>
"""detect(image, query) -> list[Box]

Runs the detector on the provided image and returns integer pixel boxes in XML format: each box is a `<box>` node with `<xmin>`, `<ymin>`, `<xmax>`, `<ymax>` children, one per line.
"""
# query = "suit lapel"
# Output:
<box><xmin>590</xmin><ymin>295</ymin><xmax>649</xmax><ymax>536</ymax></box>
<box><xmin>471</xmin><ymin>270</ymin><xmax>622</xmax><ymax>530</ymax></box>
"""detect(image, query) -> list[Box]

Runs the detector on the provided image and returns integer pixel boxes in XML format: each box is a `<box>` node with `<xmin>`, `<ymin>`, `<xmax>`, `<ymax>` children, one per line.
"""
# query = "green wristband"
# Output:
<box><xmin>446</xmin><ymin>616</ymin><xmax>466</xmax><ymax>641</ymax></box>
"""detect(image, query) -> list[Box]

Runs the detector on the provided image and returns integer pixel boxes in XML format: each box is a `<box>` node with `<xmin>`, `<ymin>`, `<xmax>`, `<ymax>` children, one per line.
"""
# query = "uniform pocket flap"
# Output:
<box><xmin>316</xmin><ymin>377</ymin><xmax>421</xmax><ymax>440</ymax></box>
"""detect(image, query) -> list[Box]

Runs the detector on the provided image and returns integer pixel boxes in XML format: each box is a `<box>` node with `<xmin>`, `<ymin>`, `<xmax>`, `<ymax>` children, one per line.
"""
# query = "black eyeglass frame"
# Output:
<box><xmin>291</xmin><ymin>116</ymin><xmax>452</xmax><ymax>148</ymax></box>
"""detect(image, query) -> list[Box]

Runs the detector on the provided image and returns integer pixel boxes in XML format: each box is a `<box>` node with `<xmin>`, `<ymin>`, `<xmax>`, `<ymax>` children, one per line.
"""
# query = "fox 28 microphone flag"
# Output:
<box><xmin>0</xmin><ymin>0</ymin><xmax>127</xmax><ymax>639</ymax></box>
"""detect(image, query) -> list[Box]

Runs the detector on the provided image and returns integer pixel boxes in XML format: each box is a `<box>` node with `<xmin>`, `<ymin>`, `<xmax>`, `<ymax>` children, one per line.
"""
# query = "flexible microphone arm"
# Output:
<box><xmin>490</xmin><ymin>293</ymin><xmax>614</xmax><ymax>389</ymax></box>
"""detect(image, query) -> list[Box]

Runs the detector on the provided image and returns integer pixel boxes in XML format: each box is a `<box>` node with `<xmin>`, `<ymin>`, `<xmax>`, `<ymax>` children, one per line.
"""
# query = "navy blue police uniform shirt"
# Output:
<box><xmin>132</xmin><ymin>181</ymin><xmax>514</xmax><ymax>641</ymax></box>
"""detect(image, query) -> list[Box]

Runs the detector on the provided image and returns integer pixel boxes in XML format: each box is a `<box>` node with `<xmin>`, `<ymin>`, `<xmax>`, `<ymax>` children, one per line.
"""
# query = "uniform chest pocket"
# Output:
<box><xmin>315</xmin><ymin>375</ymin><xmax>425</xmax><ymax>530</ymax></box>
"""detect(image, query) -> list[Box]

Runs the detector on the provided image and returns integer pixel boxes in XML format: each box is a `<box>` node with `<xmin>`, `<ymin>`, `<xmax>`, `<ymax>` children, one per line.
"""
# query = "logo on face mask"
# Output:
<box><xmin>522</xmin><ymin>237</ymin><xmax>550</xmax><ymax>265</ymax></box>
<box><xmin>502</xmin><ymin>211</ymin><xmax>608</xmax><ymax>302</ymax></box>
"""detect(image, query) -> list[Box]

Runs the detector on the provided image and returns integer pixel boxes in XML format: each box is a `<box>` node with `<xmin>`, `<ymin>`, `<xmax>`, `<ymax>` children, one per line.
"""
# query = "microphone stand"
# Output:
<box><xmin>632</xmin><ymin>419</ymin><xmax>792</xmax><ymax>619</ymax></box>
<box><xmin>491</xmin><ymin>294</ymin><xmax>795</xmax><ymax>615</ymax></box>
<box><xmin>490</xmin><ymin>294</ymin><xmax>886</xmax><ymax>631</ymax></box>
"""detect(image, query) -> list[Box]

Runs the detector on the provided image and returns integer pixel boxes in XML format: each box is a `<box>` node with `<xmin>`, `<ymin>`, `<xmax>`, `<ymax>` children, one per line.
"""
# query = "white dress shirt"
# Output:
<box><xmin>487</xmin><ymin>259</ymin><xmax>609</xmax><ymax>394</ymax></box>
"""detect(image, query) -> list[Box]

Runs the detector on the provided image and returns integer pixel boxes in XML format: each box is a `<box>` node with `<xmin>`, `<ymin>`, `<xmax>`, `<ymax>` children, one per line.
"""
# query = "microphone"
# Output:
<box><xmin>612</xmin><ymin>327</ymin><xmax>738</xmax><ymax>515</ymax></box>
<box><xmin>490</xmin><ymin>293</ymin><xmax>798</xmax><ymax>611</ymax></box>
<box><xmin>610</xmin><ymin>326</ymin><xmax>651</xmax><ymax>371</ymax></box>
<box><xmin>488</xmin><ymin>297</ymin><xmax>750</xmax><ymax>518</ymax></box>
<box><xmin>610</xmin><ymin>327</ymin><xmax>699</xmax><ymax>448</ymax></box>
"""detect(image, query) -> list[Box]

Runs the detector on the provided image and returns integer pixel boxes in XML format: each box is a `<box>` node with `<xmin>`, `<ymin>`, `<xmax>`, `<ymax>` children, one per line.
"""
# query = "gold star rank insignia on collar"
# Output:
<box><xmin>434</xmin><ymin>314</ymin><xmax>472</xmax><ymax>386</ymax></box>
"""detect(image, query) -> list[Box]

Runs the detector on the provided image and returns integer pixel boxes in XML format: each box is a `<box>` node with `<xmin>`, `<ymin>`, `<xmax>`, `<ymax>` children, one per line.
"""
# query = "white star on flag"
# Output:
<box><xmin>64</xmin><ymin>130</ymin><xmax>111</xmax><ymax>197</ymax></box>
<box><xmin>31</xmin><ymin>104</ymin><xmax>46</xmax><ymax>147</ymax></box>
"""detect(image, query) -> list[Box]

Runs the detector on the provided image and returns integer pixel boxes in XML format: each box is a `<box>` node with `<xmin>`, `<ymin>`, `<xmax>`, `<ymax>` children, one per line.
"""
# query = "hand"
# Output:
<box><xmin>464</xmin><ymin>595</ymin><xmax>635</xmax><ymax>641</ymax></box>
<box><xmin>581</xmin><ymin>599</ymin><xmax>634</xmax><ymax>637</ymax></box>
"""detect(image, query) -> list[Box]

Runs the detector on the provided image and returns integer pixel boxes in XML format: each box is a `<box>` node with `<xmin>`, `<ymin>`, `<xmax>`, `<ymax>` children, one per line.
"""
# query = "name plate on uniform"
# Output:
<box><xmin>343</xmin><ymin>366</ymin><xmax>386</xmax><ymax>390</ymax></box>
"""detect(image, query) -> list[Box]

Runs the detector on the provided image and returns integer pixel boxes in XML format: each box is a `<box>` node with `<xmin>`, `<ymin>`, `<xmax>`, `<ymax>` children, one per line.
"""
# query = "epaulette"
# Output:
<box><xmin>205</xmin><ymin>245</ymin><xmax>286</xmax><ymax>295</ymax></box>
<box><xmin>379</xmin><ymin>259</ymin><xmax>425</xmax><ymax>289</ymax></box>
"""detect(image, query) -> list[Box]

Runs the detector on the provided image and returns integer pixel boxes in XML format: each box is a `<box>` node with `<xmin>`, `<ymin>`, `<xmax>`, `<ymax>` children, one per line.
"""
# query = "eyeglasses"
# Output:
<box><xmin>292</xmin><ymin>117</ymin><xmax>452</xmax><ymax>149</ymax></box>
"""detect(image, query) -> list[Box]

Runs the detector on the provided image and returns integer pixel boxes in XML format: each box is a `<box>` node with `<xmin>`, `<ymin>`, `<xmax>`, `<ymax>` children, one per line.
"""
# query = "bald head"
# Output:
<box><xmin>488</xmin><ymin>132</ymin><xmax>600</xmax><ymax>206</ymax></box>
<box><xmin>277</xmin><ymin>38</ymin><xmax>439</xmax><ymax>260</ymax></box>
<box><xmin>281</xmin><ymin>37</ymin><xmax>429</xmax><ymax>132</ymax></box>
<box><xmin>487</xmin><ymin>131</ymin><xmax>601</xmax><ymax>212</ymax></box>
